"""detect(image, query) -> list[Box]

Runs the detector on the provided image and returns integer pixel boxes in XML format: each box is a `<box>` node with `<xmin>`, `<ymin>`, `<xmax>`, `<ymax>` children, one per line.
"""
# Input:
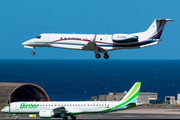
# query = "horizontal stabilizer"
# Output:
<box><xmin>136</xmin><ymin>102</ymin><xmax>145</xmax><ymax>106</ymax></box>
<box><xmin>156</xmin><ymin>19</ymin><xmax>175</xmax><ymax>22</ymax></box>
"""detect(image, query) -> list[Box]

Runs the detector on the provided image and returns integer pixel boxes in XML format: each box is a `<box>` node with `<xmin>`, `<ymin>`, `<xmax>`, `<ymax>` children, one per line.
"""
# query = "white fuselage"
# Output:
<box><xmin>1</xmin><ymin>82</ymin><xmax>141</xmax><ymax>119</ymax></box>
<box><xmin>22</xmin><ymin>33</ymin><xmax>159</xmax><ymax>51</ymax></box>
<box><xmin>22</xmin><ymin>19</ymin><xmax>172</xmax><ymax>58</ymax></box>
<box><xmin>4</xmin><ymin>101</ymin><xmax>120</xmax><ymax>114</ymax></box>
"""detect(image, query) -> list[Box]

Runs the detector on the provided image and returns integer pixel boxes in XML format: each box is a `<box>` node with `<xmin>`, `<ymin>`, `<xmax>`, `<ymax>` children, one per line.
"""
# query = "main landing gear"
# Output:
<box><xmin>95</xmin><ymin>53</ymin><xmax>109</xmax><ymax>59</ymax></box>
<box><xmin>14</xmin><ymin>115</ymin><xmax>18</xmax><ymax>120</ymax></box>
<box><xmin>63</xmin><ymin>116</ymin><xmax>68</xmax><ymax>120</ymax></box>
<box><xmin>95</xmin><ymin>54</ymin><xmax>101</xmax><ymax>59</ymax></box>
<box><xmin>71</xmin><ymin>116</ymin><xmax>76</xmax><ymax>120</ymax></box>
<box><xmin>62</xmin><ymin>116</ymin><xmax>76</xmax><ymax>120</ymax></box>
<box><xmin>31</xmin><ymin>47</ymin><xmax>35</xmax><ymax>55</ymax></box>
<box><xmin>104</xmin><ymin>54</ymin><xmax>109</xmax><ymax>59</ymax></box>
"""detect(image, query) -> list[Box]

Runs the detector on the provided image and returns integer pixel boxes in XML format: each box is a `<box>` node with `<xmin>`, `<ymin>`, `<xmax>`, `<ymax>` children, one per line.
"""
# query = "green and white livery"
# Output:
<box><xmin>1</xmin><ymin>82</ymin><xmax>142</xmax><ymax>120</ymax></box>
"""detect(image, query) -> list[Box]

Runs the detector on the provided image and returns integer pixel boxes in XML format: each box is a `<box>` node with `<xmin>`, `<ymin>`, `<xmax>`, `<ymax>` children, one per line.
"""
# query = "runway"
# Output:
<box><xmin>1</xmin><ymin>107</ymin><xmax>180</xmax><ymax>119</ymax></box>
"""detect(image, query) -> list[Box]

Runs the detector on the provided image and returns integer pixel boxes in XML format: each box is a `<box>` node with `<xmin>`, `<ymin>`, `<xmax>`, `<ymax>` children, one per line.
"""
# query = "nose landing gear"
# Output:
<box><xmin>31</xmin><ymin>51</ymin><xmax>35</xmax><ymax>55</ymax></box>
<box><xmin>31</xmin><ymin>47</ymin><xmax>35</xmax><ymax>55</ymax></box>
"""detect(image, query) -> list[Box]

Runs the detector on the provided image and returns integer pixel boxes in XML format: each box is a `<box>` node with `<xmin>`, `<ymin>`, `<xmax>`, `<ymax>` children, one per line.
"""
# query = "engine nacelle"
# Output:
<box><xmin>112</xmin><ymin>34</ymin><xmax>138</xmax><ymax>44</ymax></box>
<box><xmin>39</xmin><ymin>110</ymin><xmax>54</xmax><ymax>119</ymax></box>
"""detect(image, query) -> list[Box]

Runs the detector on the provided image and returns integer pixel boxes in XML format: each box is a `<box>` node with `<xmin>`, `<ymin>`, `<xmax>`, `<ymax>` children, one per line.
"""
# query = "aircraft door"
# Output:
<box><xmin>14</xmin><ymin>103</ymin><xmax>18</xmax><ymax>110</ymax></box>
<box><xmin>112</xmin><ymin>102</ymin><xmax>115</xmax><ymax>110</ymax></box>
<box><xmin>44</xmin><ymin>34</ymin><xmax>49</xmax><ymax>43</ymax></box>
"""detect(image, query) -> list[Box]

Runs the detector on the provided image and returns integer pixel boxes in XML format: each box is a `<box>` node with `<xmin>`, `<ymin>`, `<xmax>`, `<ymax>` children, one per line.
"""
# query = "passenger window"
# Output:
<box><xmin>61</xmin><ymin>37</ymin><xmax>62</xmax><ymax>39</ymax></box>
<box><xmin>100</xmin><ymin>38</ymin><xmax>102</xmax><ymax>41</ymax></box>
<box><xmin>93</xmin><ymin>104</ymin><xmax>95</xmax><ymax>106</ymax></box>
<box><xmin>68</xmin><ymin>38</ymin><xmax>70</xmax><ymax>40</ymax></box>
<box><xmin>65</xmin><ymin>37</ymin><xmax>66</xmax><ymax>40</ymax></box>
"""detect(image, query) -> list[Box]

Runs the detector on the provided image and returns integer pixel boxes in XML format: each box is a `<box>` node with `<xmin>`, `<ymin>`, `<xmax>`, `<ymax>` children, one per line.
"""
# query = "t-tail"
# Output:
<box><xmin>133</xmin><ymin>19</ymin><xmax>174</xmax><ymax>47</ymax></box>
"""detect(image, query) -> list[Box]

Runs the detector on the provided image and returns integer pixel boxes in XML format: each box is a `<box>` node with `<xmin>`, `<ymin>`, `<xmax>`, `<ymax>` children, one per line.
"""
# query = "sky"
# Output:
<box><xmin>0</xmin><ymin>0</ymin><xmax>179</xmax><ymax>59</ymax></box>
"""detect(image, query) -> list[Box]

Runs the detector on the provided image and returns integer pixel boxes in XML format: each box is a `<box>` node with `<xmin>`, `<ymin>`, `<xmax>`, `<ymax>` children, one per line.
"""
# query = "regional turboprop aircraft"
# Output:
<box><xmin>22</xmin><ymin>19</ymin><xmax>172</xmax><ymax>59</ymax></box>
<box><xmin>2</xmin><ymin>82</ymin><xmax>141</xmax><ymax>120</ymax></box>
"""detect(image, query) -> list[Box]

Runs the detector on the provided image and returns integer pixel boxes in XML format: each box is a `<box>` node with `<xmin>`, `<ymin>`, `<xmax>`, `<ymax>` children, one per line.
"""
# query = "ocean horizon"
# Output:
<box><xmin>0</xmin><ymin>59</ymin><xmax>180</xmax><ymax>101</ymax></box>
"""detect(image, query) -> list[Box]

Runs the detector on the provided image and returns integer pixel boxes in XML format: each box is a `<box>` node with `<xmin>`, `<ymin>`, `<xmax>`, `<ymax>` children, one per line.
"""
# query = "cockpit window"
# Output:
<box><xmin>36</xmin><ymin>35</ymin><xmax>41</xmax><ymax>39</ymax></box>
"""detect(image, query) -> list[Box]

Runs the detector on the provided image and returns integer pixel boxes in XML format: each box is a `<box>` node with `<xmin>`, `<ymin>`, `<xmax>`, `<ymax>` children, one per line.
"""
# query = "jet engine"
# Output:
<box><xmin>112</xmin><ymin>34</ymin><xmax>138</xmax><ymax>44</ymax></box>
<box><xmin>39</xmin><ymin>110</ymin><xmax>54</xmax><ymax>118</ymax></box>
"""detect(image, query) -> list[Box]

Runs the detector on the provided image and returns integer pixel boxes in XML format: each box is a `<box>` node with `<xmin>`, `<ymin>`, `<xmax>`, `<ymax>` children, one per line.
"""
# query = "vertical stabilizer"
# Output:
<box><xmin>142</xmin><ymin>19</ymin><xmax>173</xmax><ymax>39</ymax></box>
<box><xmin>121</xmin><ymin>82</ymin><xmax>141</xmax><ymax>103</ymax></box>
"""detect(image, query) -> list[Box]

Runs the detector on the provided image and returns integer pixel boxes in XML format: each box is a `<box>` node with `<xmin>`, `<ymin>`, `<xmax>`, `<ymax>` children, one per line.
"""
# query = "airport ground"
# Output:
<box><xmin>1</xmin><ymin>105</ymin><xmax>180</xmax><ymax>119</ymax></box>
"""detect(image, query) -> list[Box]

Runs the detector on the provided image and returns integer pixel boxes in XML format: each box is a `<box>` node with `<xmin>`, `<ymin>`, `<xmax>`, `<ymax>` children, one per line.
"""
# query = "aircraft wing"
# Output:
<box><xmin>53</xmin><ymin>107</ymin><xmax>67</xmax><ymax>114</ymax></box>
<box><xmin>82</xmin><ymin>33</ymin><xmax>106</xmax><ymax>53</ymax></box>
<box><xmin>52</xmin><ymin>107</ymin><xmax>83</xmax><ymax>115</ymax></box>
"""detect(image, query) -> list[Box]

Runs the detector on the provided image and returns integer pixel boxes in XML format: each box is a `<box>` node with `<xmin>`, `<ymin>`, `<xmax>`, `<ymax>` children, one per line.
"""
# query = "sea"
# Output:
<box><xmin>0</xmin><ymin>60</ymin><xmax>180</xmax><ymax>101</ymax></box>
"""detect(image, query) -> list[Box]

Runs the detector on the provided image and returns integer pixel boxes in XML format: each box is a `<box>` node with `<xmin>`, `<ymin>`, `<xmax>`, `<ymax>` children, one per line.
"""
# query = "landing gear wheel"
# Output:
<box><xmin>71</xmin><ymin>116</ymin><xmax>76</xmax><ymax>120</ymax></box>
<box><xmin>63</xmin><ymin>116</ymin><xmax>68</xmax><ymax>120</ymax></box>
<box><xmin>104</xmin><ymin>54</ymin><xmax>109</xmax><ymax>59</ymax></box>
<box><xmin>14</xmin><ymin>116</ymin><xmax>18</xmax><ymax>120</ymax></box>
<box><xmin>31</xmin><ymin>51</ymin><xmax>35</xmax><ymax>55</ymax></box>
<box><xmin>95</xmin><ymin>54</ymin><xmax>101</xmax><ymax>59</ymax></box>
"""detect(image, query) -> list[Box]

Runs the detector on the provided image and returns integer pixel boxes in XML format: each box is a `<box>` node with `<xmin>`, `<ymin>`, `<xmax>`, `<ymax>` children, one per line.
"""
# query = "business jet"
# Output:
<box><xmin>22</xmin><ymin>19</ymin><xmax>173</xmax><ymax>59</ymax></box>
<box><xmin>2</xmin><ymin>82</ymin><xmax>141</xmax><ymax>120</ymax></box>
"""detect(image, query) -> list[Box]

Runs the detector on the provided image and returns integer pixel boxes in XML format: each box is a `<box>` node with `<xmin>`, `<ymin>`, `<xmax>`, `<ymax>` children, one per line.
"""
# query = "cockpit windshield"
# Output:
<box><xmin>35</xmin><ymin>35</ymin><xmax>41</xmax><ymax>39</ymax></box>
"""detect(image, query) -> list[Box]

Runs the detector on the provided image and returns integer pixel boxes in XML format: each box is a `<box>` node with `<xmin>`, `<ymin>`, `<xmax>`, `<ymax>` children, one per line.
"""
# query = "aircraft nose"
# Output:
<box><xmin>22</xmin><ymin>41</ymin><xmax>26</xmax><ymax>46</ymax></box>
<box><xmin>22</xmin><ymin>40</ymin><xmax>32</xmax><ymax>46</ymax></box>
